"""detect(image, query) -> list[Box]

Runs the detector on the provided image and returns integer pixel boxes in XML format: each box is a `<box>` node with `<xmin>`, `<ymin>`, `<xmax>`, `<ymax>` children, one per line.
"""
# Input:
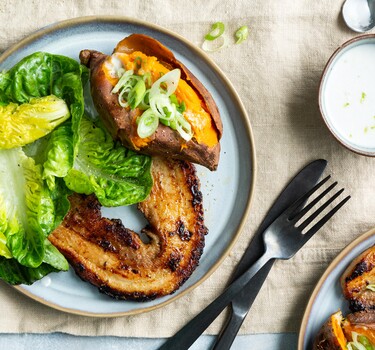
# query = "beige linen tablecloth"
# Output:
<box><xmin>0</xmin><ymin>0</ymin><xmax>374</xmax><ymax>338</ymax></box>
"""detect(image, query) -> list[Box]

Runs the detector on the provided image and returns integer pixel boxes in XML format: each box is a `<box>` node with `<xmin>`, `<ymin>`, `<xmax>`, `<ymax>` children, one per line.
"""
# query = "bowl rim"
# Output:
<box><xmin>318</xmin><ymin>33</ymin><xmax>375</xmax><ymax>157</ymax></box>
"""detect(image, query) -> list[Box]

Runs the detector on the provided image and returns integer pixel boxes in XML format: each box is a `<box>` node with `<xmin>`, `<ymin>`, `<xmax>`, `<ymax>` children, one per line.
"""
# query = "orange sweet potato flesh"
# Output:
<box><xmin>313</xmin><ymin>311</ymin><xmax>347</xmax><ymax>350</ymax></box>
<box><xmin>79</xmin><ymin>34</ymin><xmax>222</xmax><ymax>171</ymax></box>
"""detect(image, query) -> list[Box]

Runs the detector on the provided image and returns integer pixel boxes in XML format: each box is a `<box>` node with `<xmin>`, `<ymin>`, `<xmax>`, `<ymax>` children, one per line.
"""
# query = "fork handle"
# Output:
<box><xmin>213</xmin><ymin>260</ymin><xmax>275</xmax><ymax>350</ymax></box>
<box><xmin>157</xmin><ymin>253</ymin><xmax>273</xmax><ymax>350</ymax></box>
<box><xmin>212</xmin><ymin>304</ymin><xmax>246</xmax><ymax>350</ymax></box>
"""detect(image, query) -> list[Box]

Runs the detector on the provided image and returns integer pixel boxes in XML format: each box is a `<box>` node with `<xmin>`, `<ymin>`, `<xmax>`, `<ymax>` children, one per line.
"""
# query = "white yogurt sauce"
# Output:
<box><xmin>322</xmin><ymin>41</ymin><xmax>375</xmax><ymax>150</ymax></box>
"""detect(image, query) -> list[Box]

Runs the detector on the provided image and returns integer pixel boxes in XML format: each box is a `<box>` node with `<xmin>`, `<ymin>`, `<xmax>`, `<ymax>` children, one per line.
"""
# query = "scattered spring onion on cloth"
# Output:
<box><xmin>235</xmin><ymin>25</ymin><xmax>249</xmax><ymax>44</ymax></box>
<box><xmin>202</xmin><ymin>22</ymin><xmax>249</xmax><ymax>52</ymax></box>
<box><xmin>204</xmin><ymin>21</ymin><xmax>225</xmax><ymax>41</ymax></box>
<box><xmin>202</xmin><ymin>21</ymin><xmax>227</xmax><ymax>52</ymax></box>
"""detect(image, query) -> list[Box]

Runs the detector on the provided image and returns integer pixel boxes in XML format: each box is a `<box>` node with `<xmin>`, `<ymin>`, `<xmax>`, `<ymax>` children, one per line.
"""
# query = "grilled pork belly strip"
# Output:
<box><xmin>341</xmin><ymin>245</ymin><xmax>375</xmax><ymax>312</ymax></box>
<box><xmin>49</xmin><ymin>157</ymin><xmax>207</xmax><ymax>301</ymax></box>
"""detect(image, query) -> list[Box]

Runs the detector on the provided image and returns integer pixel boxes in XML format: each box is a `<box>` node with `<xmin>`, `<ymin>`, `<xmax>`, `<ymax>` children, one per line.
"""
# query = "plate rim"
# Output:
<box><xmin>0</xmin><ymin>15</ymin><xmax>257</xmax><ymax>317</ymax></box>
<box><xmin>298</xmin><ymin>226</ymin><xmax>375</xmax><ymax>349</ymax></box>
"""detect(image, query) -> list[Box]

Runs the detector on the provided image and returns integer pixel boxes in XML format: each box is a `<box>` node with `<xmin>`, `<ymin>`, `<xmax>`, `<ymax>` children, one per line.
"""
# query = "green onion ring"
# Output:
<box><xmin>137</xmin><ymin>109</ymin><xmax>159</xmax><ymax>138</ymax></box>
<box><xmin>235</xmin><ymin>25</ymin><xmax>249</xmax><ymax>44</ymax></box>
<box><xmin>204</xmin><ymin>22</ymin><xmax>225</xmax><ymax>41</ymax></box>
<box><xmin>202</xmin><ymin>35</ymin><xmax>227</xmax><ymax>52</ymax></box>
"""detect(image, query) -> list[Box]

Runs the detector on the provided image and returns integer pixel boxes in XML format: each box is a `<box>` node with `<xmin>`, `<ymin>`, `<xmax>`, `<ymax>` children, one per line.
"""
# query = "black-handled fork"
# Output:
<box><xmin>158</xmin><ymin>176</ymin><xmax>350</xmax><ymax>350</ymax></box>
<box><xmin>213</xmin><ymin>159</ymin><xmax>328</xmax><ymax>350</ymax></box>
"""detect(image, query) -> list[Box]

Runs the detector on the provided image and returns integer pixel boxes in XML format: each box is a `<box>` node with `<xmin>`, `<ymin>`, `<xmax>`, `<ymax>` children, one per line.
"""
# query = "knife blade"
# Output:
<box><xmin>212</xmin><ymin>159</ymin><xmax>328</xmax><ymax>350</ymax></box>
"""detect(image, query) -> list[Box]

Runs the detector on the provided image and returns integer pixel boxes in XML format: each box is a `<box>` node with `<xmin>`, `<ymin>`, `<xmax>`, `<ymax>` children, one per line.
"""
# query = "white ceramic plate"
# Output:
<box><xmin>298</xmin><ymin>227</ymin><xmax>375</xmax><ymax>350</ymax></box>
<box><xmin>0</xmin><ymin>16</ymin><xmax>256</xmax><ymax>316</ymax></box>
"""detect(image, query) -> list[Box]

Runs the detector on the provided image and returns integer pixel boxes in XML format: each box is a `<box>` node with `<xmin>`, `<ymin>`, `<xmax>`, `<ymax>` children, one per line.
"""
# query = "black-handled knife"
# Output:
<box><xmin>212</xmin><ymin>159</ymin><xmax>328</xmax><ymax>350</ymax></box>
<box><xmin>157</xmin><ymin>159</ymin><xmax>327</xmax><ymax>350</ymax></box>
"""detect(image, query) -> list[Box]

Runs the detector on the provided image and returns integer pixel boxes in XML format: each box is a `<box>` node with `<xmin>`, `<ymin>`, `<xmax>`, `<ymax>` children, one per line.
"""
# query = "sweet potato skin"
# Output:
<box><xmin>80</xmin><ymin>34</ymin><xmax>222</xmax><ymax>171</ymax></box>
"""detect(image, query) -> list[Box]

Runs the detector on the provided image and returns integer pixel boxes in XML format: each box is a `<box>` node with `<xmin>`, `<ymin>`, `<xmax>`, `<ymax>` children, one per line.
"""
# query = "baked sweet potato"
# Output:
<box><xmin>313</xmin><ymin>310</ymin><xmax>375</xmax><ymax>349</ymax></box>
<box><xmin>340</xmin><ymin>245</ymin><xmax>375</xmax><ymax>312</ymax></box>
<box><xmin>313</xmin><ymin>311</ymin><xmax>347</xmax><ymax>350</ymax></box>
<box><xmin>79</xmin><ymin>34</ymin><xmax>222</xmax><ymax>171</ymax></box>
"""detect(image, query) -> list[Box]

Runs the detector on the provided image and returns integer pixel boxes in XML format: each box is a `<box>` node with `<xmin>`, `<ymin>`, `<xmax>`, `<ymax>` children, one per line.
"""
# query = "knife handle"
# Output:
<box><xmin>213</xmin><ymin>260</ymin><xmax>274</xmax><ymax>350</ymax></box>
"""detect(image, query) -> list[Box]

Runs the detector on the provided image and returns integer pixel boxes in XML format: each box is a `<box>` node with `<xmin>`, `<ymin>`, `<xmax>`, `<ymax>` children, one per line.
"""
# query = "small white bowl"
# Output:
<box><xmin>319</xmin><ymin>34</ymin><xmax>375</xmax><ymax>156</ymax></box>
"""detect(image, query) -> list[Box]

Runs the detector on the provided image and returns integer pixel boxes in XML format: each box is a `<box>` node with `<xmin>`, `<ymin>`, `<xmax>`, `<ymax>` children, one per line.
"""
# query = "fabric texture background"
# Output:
<box><xmin>0</xmin><ymin>0</ymin><xmax>374</xmax><ymax>338</ymax></box>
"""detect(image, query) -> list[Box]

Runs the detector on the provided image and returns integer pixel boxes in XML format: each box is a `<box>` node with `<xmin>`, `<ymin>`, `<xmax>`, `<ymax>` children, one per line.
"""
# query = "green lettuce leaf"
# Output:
<box><xmin>64</xmin><ymin>116</ymin><xmax>153</xmax><ymax>207</ymax></box>
<box><xmin>43</xmin><ymin>239</ymin><xmax>69</xmax><ymax>271</ymax></box>
<box><xmin>42</xmin><ymin>122</ymin><xmax>74</xmax><ymax>191</ymax></box>
<box><xmin>0</xmin><ymin>256</ymin><xmax>58</xmax><ymax>285</ymax></box>
<box><xmin>0</xmin><ymin>148</ymin><xmax>69</xmax><ymax>270</ymax></box>
<box><xmin>0</xmin><ymin>51</ymin><xmax>88</xmax><ymax>153</ymax></box>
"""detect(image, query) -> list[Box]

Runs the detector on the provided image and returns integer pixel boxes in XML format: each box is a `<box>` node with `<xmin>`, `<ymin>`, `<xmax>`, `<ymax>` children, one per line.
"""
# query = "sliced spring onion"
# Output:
<box><xmin>137</xmin><ymin>109</ymin><xmax>159</xmax><ymax>138</ymax></box>
<box><xmin>127</xmin><ymin>79</ymin><xmax>146</xmax><ymax>109</ymax></box>
<box><xmin>347</xmin><ymin>332</ymin><xmax>373</xmax><ymax>350</ymax></box>
<box><xmin>150</xmin><ymin>69</ymin><xmax>181</xmax><ymax>98</ymax></box>
<box><xmin>150</xmin><ymin>94</ymin><xmax>175</xmax><ymax>119</ymax></box>
<box><xmin>358</xmin><ymin>335</ymin><xmax>374</xmax><ymax>350</ymax></box>
<box><xmin>202</xmin><ymin>36</ymin><xmax>227</xmax><ymax>52</ymax></box>
<box><xmin>235</xmin><ymin>25</ymin><xmax>249</xmax><ymax>44</ymax></box>
<box><xmin>143</xmin><ymin>72</ymin><xmax>152</xmax><ymax>87</ymax></box>
<box><xmin>112</xmin><ymin>70</ymin><xmax>135</xmax><ymax>94</ymax></box>
<box><xmin>175</xmin><ymin>113</ymin><xmax>193</xmax><ymax>141</ymax></box>
<box><xmin>138</xmin><ymin>89</ymin><xmax>150</xmax><ymax>110</ymax></box>
<box><xmin>204</xmin><ymin>22</ymin><xmax>225</xmax><ymax>41</ymax></box>
<box><xmin>112</xmin><ymin>65</ymin><xmax>193</xmax><ymax>141</ymax></box>
<box><xmin>112</xmin><ymin>70</ymin><xmax>147</xmax><ymax>109</ymax></box>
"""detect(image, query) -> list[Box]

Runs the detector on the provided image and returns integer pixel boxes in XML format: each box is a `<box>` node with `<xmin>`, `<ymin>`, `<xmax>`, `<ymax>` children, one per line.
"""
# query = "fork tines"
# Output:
<box><xmin>287</xmin><ymin>175</ymin><xmax>351</xmax><ymax>237</ymax></box>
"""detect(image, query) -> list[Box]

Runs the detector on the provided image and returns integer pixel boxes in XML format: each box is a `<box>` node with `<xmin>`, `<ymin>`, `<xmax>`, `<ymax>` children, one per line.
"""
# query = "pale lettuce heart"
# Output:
<box><xmin>0</xmin><ymin>95</ymin><xmax>70</xmax><ymax>149</ymax></box>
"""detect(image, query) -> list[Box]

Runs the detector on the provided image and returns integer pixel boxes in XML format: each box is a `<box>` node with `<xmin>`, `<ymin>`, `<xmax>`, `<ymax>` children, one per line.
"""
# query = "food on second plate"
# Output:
<box><xmin>313</xmin><ymin>310</ymin><xmax>375</xmax><ymax>350</ymax></box>
<box><xmin>79</xmin><ymin>33</ymin><xmax>223</xmax><ymax>171</ymax></box>
<box><xmin>49</xmin><ymin>156</ymin><xmax>207</xmax><ymax>300</ymax></box>
<box><xmin>313</xmin><ymin>245</ymin><xmax>375</xmax><ymax>349</ymax></box>
<box><xmin>341</xmin><ymin>245</ymin><xmax>375</xmax><ymax>312</ymax></box>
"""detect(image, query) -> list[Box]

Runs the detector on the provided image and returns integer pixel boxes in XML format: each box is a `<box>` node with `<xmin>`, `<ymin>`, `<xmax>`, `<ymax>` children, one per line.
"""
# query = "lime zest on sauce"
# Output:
<box><xmin>360</xmin><ymin>91</ymin><xmax>366</xmax><ymax>103</ymax></box>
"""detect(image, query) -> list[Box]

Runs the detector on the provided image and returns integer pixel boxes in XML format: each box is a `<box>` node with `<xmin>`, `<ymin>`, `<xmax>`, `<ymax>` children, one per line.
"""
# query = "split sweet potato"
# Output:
<box><xmin>80</xmin><ymin>34</ymin><xmax>223</xmax><ymax>170</ymax></box>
